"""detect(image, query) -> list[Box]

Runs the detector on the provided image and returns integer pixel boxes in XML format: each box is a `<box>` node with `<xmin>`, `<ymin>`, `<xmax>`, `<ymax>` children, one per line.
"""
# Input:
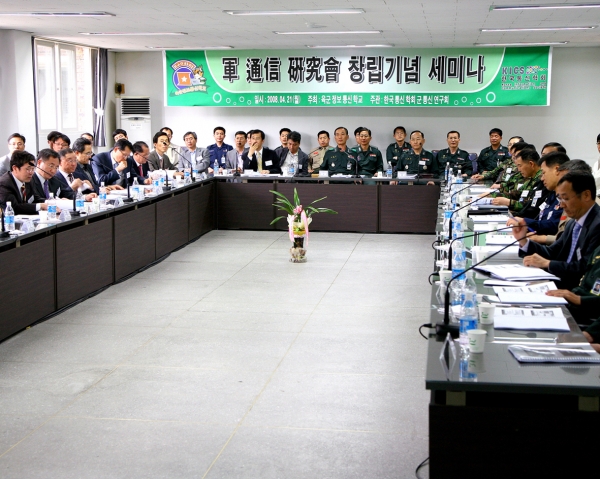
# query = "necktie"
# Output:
<box><xmin>43</xmin><ymin>180</ymin><xmax>49</xmax><ymax>199</ymax></box>
<box><xmin>83</xmin><ymin>165</ymin><xmax>94</xmax><ymax>184</ymax></box>
<box><xmin>139</xmin><ymin>165</ymin><xmax>144</xmax><ymax>176</ymax></box>
<box><xmin>68</xmin><ymin>174</ymin><xmax>74</xmax><ymax>184</ymax></box>
<box><xmin>566</xmin><ymin>222</ymin><xmax>582</xmax><ymax>263</ymax></box>
<box><xmin>21</xmin><ymin>184</ymin><xmax>26</xmax><ymax>202</ymax></box>
<box><xmin>257</xmin><ymin>151</ymin><xmax>262</xmax><ymax>171</ymax></box>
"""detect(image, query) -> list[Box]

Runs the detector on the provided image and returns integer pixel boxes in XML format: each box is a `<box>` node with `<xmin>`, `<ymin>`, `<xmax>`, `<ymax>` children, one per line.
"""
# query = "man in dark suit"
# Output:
<box><xmin>91</xmin><ymin>138</ymin><xmax>133</xmax><ymax>186</ymax></box>
<box><xmin>513</xmin><ymin>172</ymin><xmax>600</xmax><ymax>290</ymax></box>
<box><xmin>148</xmin><ymin>131</ymin><xmax>175</xmax><ymax>172</ymax></box>
<box><xmin>242</xmin><ymin>129</ymin><xmax>282</xmax><ymax>174</ymax></box>
<box><xmin>54</xmin><ymin>148</ymin><xmax>97</xmax><ymax>201</ymax></box>
<box><xmin>31</xmin><ymin>149</ymin><xmax>73</xmax><ymax>202</ymax></box>
<box><xmin>0</xmin><ymin>150</ymin><xmax>43</xmax><ymax>215</ymax></box>
<box><xmin>72</xmin><ymin>137</ymin><xmax>101</xmax><ymax>194</ymax></box>
<box><xmin>126</xmin><ymin>141</ymin><xmax>152</xmax><ymax>185</ymax></box>
<box><xmin>277</xmin><ymin>131</ymin><xmax>310</xmax><ymax>176</ymax></box>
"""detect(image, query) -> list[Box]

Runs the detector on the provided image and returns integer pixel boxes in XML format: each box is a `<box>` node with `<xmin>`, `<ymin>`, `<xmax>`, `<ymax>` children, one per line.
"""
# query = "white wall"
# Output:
<box><xmin>118</xmin><ymin>47</ymin><xmax>600</xmax><ymax>161</ymax></box>
<box><xmin>0</xmin><ymin>29</ymin><xmax>37</xmax><ymax>151</ymax></box>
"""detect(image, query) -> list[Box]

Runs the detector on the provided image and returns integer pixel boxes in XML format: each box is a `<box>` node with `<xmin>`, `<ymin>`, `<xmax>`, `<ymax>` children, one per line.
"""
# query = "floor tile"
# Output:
<box><xmin>0</xmin><ymin>417</ymin><xmax>233</xmax><ymax>479</ymax></box>
<box><xmin>170</xmin><ymin>310</ymin><xmax>310</xmax><ymax>333</ymax></box>
<box><xmin>206</xmin><ymin>426</ymin><xmax>428</xmax><ymax>479</ymax></box>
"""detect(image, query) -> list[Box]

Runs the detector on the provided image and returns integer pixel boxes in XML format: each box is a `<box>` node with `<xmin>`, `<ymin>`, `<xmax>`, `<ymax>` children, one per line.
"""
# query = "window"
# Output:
<box><xmin>34</xmin><ymin>39</ymin><xmax>95</xmax><ymax>139</ymax></box>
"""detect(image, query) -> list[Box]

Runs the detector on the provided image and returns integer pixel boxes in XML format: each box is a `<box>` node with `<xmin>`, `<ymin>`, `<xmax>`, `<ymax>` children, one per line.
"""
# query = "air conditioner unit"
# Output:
<box><xmin>116</xmin><ymin>96</ymin><xmax>152</xmax><ymax>144</ymax></box>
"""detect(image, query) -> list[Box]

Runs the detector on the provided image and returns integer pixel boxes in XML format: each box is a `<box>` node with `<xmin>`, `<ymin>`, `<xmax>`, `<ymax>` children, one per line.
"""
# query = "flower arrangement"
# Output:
<box><xmin>270</xmin><ymin>189</ymin><xmax>337</xmax><ymax>262</ymax></box>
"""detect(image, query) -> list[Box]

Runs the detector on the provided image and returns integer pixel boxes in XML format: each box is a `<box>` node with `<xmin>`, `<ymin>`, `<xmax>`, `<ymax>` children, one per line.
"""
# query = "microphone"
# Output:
<box><xmin>171</xmin><ymin>148</ymin><xmax>194</xmax><ymax>181</ymax></box>
<box><xmin>450</xmin><ymin>177</ymin><xmax>484</xmax><ymax>203</ymax></box>
<box><xmin>0</xmin><ymin>208</ymin><xmax>9</xmax><ymax>239</ymax></box>
<box><xmin>447</xmin><ymin>224</ymin><xmax>514</xmax><ymax>271</ymax></box>
<box><xmin>439</xmin><ymin>235</ymin><xmax>523</xmax><ymax>338</ymax></box>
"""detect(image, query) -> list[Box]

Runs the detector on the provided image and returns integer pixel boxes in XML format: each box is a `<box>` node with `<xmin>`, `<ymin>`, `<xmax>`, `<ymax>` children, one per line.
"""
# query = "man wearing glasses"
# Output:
<box><xmin>0</xmin><ymin>133</ymin><xmax>27</xmax><ymax>176</ymax></box>
<box><xmin>54</xmin><ymin>148</ymin><xmax>97</xmax><ymax>201</ymax></box>
<box><xmin>0</xmin><ymin>150</ymin><xmax>44</xmax><ymax>215</ymax></box>
<box><xmin>128</xmin><ymin>141</ymin><xmax>153</xmax><ymax>185</ymax></box>
<box><xmin>30</xmin><ymin>149</ymin><xmax>73</xmax><ymax>204</ymax></box>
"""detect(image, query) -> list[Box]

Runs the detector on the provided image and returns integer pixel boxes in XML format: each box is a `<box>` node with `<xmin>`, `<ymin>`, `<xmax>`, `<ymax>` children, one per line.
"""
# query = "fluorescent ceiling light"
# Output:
<box><xmin>491</xmin><ymin>3</ymin><xmax>600</xmax><ymax>11</ymax></box>
<box><xmin>274</xmin><ymin>30</ymin><xmax>382</xmax><ymax>35</ymax></box>
<box><xmin>306</xmin><ymin>44</ymin><xmax>395</xmax><ymax>48</ymax></box>
<box><xmin>147</xmin><ymin>46</ymin><xmax>233</xmax><ymax>50</ymax></box>
<box><xmin>481</xmin><ymin>26</ymin><xmax>597</xmax><ymax>31</ymax></box>
<box><xmin>224</xmin><ymin>8</ymin><xmax>364</xmax><ymax>15</ymax></box>
<box><xmin>80</xmin><ymin>32</ymin><xmax>187</xmax><ymax>36</ymax></box>
<box><xmin>0</xmin><ymin>12</ymin><xmax>115</xmax><ymax>16</ymax></box>
<box><xmin>474</xmin><ymin>41</ymin><xmax>569</xmax><ymax>46</ymax></box>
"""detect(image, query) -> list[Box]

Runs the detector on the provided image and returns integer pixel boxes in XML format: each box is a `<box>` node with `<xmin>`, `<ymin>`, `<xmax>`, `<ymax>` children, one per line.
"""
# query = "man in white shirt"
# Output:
<box><xmin>0</xmin><ymin>133</ymin><xmax>26</xmax><ymax>176</ymax></box>
<box><xmin>179</xmin><ymin>131</ymin><xmax>210</xmax><ymax>174</ymax></box>
<box><xmin>55</xmin><ymin>149</ymin><xmax>97</xmax><ymax>201</ymax></box>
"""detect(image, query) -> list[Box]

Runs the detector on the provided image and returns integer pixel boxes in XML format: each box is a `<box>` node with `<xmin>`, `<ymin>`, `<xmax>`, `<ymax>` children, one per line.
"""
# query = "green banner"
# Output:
<box><xmin>164</xmin><ymin>47</ymin><xmax>550</xmax><ymax>107</ymax></box>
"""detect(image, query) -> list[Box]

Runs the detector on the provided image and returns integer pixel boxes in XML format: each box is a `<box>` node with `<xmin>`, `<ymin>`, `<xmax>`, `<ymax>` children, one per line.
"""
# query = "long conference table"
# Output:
<box><xmin>426</xmin><ymin>186</ymin><xmax>600</xmax><ymax>478</ymax></box>
<box><xmin>0</xmin><ymin>175</ymin><xmax>440</xmax><ymax>343</ymax></box>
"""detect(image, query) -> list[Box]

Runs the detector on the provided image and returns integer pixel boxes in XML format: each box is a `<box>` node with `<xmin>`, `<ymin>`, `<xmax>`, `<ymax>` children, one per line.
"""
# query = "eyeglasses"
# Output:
<box><xmin>39</xmin><ymin>164</ymin><xmax>58</xmax><ymax>171</ymax></box>
<box><xmin>135</xmin><ymin>153</ymin><xmax>149</xmax><ymax>160</ymax></box>
<box><xmin>358</xmin><ymin>135</ymin><xmax>370</xmax><ymax>139</ymax></box>
<box><xmin>81</xmin><ymin>152</ymin><xmax>93</xmax><ymax>157</ymax></box>
<box><xmin>9</xmin><ymin>142</ymin><xmax>24</xmax><ymax>147</ymax></box>
<box><xmin>63</xmin><ymin>159</ymin><xmax>77</xmax><ymax>164</ymax></box>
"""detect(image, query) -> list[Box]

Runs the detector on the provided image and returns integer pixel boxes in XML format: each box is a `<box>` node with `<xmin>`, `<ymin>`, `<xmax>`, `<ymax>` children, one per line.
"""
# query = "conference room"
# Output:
<box><xmin>1</xmin><ymin>2</ymin><xmax>600</xmax><ymax>478</ymax></box>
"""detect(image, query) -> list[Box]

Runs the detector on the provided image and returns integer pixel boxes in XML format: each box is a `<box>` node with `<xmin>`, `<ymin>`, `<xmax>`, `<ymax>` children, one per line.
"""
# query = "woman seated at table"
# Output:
<box><xmin>545</xmin><ymin>244</ymin><xmax>600</xmax><ymax>324</ymax></box>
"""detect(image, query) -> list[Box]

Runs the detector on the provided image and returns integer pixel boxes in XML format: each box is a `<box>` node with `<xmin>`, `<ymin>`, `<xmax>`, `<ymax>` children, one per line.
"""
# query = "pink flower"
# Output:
<box><xmin>293</xmin><ymin>205</ymin><xmax>303</xmax><ymax>214</ymax></box>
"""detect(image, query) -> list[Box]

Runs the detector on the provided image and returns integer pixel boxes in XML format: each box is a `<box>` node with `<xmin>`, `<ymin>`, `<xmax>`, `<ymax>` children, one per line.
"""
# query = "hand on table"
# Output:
<box><xmin>545</xmin><ymin>290</ymin><xmax>581</xmax><ymax>305</ymax></box>
<box><xmin>523</xmin><ymin>253</ymin><xmax>550</xmax><ymax>269</ymax></box>
<box><xmin>492</xmin><ymin>197</ymin><xmax>510</xmax><ymax>206</ymax></box>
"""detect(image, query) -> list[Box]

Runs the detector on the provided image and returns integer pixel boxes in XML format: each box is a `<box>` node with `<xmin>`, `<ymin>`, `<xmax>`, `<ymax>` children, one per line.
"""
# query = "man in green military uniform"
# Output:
<box><xmin>546</xmin><ymin>243</ymin><xmax>600</xmax><ymax>324</ymax></box>
<box><xmin>308</xmin><ymin>130</ymin><xmax>332</xmax><ymax>174</ymax></box>
<box><xmin>322</xmin><ymin>127</ymin><xmax>357</xmax><ymax>176</ymax></box>
<box><xmin>393</xmin><ymin>131</ymin><xmax>438</xmax><ymax>184</ymax></box>
<box><xmin>385</xmin><ymin>126</ymin><xmax>410</xmax><ymax>170</ymax></box>
<box><xmin>474</xmin><ymin>135</ymin><xmax>521</xmax><ymax>183</ymax></box>
<box><xmin>477</xmin><ymin>128</ymin><xmax>510</xmax><ymax>175</ymax></box>
<box><xmin>348</xmin><ymin>127</ymin><xmax>383</xmax><ymax>178</ymax></box>
<box><xmin>492</xmin><ymin>148</ymin><xmax>546</xmax><ymax>216</ymax></box>
<box><xmin>437</xmin><ymin>130</ymin><xmax>472</xmax><ymax>177</ymax></box>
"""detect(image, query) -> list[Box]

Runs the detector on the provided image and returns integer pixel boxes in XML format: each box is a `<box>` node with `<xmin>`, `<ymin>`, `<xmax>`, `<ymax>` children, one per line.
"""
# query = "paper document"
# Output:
<box><xmin>484</xmin><ymin>279</ymin><xmax>532</xmax><ymax>287</ymax></box>
<box><xmin>471</xmin><ymin>215</ymin><xmax>510</xmax><ymax>223</ymax></box>
<box><xmin>475</xmin><ymin>264</ymin><xmax>560</xmax><ymax>282</ymax></box>
<box><xmin>508</xmin><ymin>345</ymin><xmax>600</xmax><ymax>363</ymax></box>
<box><xmin>485</xmin><ymin>235</ymin><xmax>515</xmax><ymax>245</ymax></box>
<box><xmin>492</xmin><ymin>281</ymin><xmax>567</xmax><ymax>305</ymax></box>
<box><xmin>494</xmin><ymin>307</ymin><xmax>570</xmax><ymax>331</ymax></box>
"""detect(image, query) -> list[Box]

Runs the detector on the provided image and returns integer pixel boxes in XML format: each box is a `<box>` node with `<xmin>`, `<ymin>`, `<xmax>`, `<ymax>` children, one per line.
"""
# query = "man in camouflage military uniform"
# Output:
<box><xmin>348</xmin><ymin>127</ymin><xmax>383</xmax><ymax>178</ymax></box>
<box><xmin>436</xmin><ymin>130</ymin><xmax>472</xmax><ymax>177</ymax></box>
<box><xmin>492</xmin><ymin>148</ymin><xmax>547</xmax><ymax>217</ymax></box>
<box><xmin>474</xmin><ymin>135</ymin><xmax>521</xmax><ymax>183</ymax></box>
<box><xmin>308</xmin><ymin>130</ymin><xmax>333</xmax><ymax>174</ymax></box>
<box><xmin>385</xmin><ymin>126</ymin><xmax>410</xmax><ymax>170</ymax></box>
<box><xmin>477</xmin><ymin>128</ymin><xmax>510</xmax><ymax>175</ymax></box>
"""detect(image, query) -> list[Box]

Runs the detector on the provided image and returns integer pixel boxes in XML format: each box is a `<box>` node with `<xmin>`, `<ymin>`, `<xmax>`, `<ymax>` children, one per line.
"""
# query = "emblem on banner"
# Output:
<box><xmin>171</xmin><ymin>60</ymin><xmax>208</xmax><ymax>95</ymax></box>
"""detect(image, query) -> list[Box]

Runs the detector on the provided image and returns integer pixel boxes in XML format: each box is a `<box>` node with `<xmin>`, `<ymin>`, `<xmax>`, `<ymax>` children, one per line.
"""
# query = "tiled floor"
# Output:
<box><xmin>0</xmin><ymin>231</ymin><xmax>434</xmax><ymax>478</ymax></box>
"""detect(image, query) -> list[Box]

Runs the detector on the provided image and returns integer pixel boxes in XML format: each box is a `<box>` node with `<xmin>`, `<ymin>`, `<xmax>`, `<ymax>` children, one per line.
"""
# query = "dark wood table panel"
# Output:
<box><xmin>56</xmin><ymin>218</ymin><xmax>114</xmax><ymax>309</ymax></box>
<box><xmin>217</xmin><ymin>182</ymin><xmax>275</xmax><ymax>230</ymax></box>
<box><xmin>380</xmin><ymin>185</ymin><xmax>440</xmax><ymax>233</ymax></box>
<box><xmin>276</xmin><ymin>183</ymin><xmax>378</xmax><ymax>233</ymax></box>
<box><xmin>0</xmin><ymin>236</ymin><xmax>55</xmax><ymax>340</ymax></box>
<box><xmin>114</xmin><ymin>204</ymin><xmax>156</xmax><ymax>281</ymax></box>
<box><xmin>189</xmin><ymin>182</ymin><xmax>215</xmax><ymax>240</ymax></box>
<box><xmin>156</xmin><ymin>192</ymin><xmax>189</xmax><ymax>258</ymax></box>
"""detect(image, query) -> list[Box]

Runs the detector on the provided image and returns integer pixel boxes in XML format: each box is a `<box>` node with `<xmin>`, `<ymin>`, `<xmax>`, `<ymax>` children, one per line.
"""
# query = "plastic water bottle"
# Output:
<box><xmin>445</xmin><ymin>162</ymin><xmax>450</xmax><ymax>182</ymax></box>
<box><xmin>455</xmin><ymin>170</ymin><xmax>463</xmax><ymax>186</ymax></box>
<box><xmin>289</xmin><ymin>162</ymin><xmax>295</xmax><ymax>176</ymax></box>
<box><xmin>452</xmin><ymin>237</ymin><xmax>466</xmax><ymax>282</ymax></box>
<box><xmin>153</xmin><ymin>179</ymin><xmax>162</xmax><ymax>195</ymax></box>
<box><xmin>159</xmin><ymin>176</ymin><xmax>165</xmax><ymax>189</ymax></box>
<box><xmin>213</xmin><ymin>159</ymin><xmax>220</xmax><ymax>176</ymax></box>
<box><xmin>4</xmin><ymin>201</ymin><xmax>15</xmax><ymax>231</ymax></box>
<box><xmin>386</xmin><ymin>163</ymin><xmax>392</xmax><ymax>178</ymax></box>
<box><xmin>132</xmin><ymin>178</ymin><xmax>139</xmax><ymax>199</ymax></box>
<box><xmin>459</xmin><ymin>297</ymin><xmax>478</xmax><ymax>350</ymax></box>
<box><xmin>47</xmin><ymin>193</ymin><xmax>57</xmax><ymax>220</ymax></box>
<box><xmin>463</xmin><ymin>271</ymin><xmax>478</xmax><ymax>308</ymax></box>
<box><xmin>184</xmin><ymin>169</ymin><xmax>191</xmax><ymax>185</ymax></box>
<box><xmin>443</xmin><ymin>208</ymin><xmax>452</xmax><ymax>239</ymax></box>
<box><xmin>75</xmin><ymin>188</ymin><xmax>85</xmax><ymax>212</ymax></box>
<box><xmin>99</xmin><ymin>182</ymin><xmax>107</xmax><ymax>210</ymax></box>
<box><xmin>192</xmin><ymin>168</ymin><xmax>199</xmax><ymax>181</ymax></box>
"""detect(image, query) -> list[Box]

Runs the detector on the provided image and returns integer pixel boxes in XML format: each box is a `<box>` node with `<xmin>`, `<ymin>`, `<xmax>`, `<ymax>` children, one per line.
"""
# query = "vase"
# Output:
<box><xmin>289</xmin><ymin>221</ymin><xmax>308</xmax><ymax>263</ymax></box>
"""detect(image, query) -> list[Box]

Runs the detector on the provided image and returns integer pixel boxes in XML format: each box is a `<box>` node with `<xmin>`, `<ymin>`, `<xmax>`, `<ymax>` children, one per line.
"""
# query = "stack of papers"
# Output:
<box><xmin>494</xmin><ymin>307</ymin><xmax>570</xmax><ymax>331</ymax></box>
<box><xmin>471</xmin><ymin>245</ymin><xmax>520</xmax><ymax>263</ymax></box>
<box><xmin>475</xmin><ymin>264</ymin><xmax>560</xmax><ymax>282</ymax></box>
<box><xmin>492</xmin><ymin>281</ymin><xmax>567</xmax><ymax>305</ymax></box>
<box><xmin>471</xmin><ymin>214</ymin><xmax>510</xmax><ymax>223</ymax></box>
<box><xmin>508</xmin><ymin>345</ymin><xmax>600</xmax><ymax>363</ymax></box>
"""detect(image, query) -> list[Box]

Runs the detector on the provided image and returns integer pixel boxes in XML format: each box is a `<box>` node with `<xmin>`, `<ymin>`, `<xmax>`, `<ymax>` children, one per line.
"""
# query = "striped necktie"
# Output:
<box><xmin>43</xmin><ymin>180</ymin><xmax>49</xmax><ymax>199</ymax></box>
<box><xmin>21</xmin><ymin>184</ymin><xmax>26</xmax><ymax>202</ymax></box>
<box><xmin>566</xmin><ymin>222</ymin><xmax>582</xmax><ymax>263</ymax></box>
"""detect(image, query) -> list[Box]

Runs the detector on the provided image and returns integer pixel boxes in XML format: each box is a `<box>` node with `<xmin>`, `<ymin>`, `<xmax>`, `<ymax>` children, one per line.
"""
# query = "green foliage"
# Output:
<box><xmin>269</xmin><ymin>188</ymin><xmax>338</xmax><ymax>225</ymax></box>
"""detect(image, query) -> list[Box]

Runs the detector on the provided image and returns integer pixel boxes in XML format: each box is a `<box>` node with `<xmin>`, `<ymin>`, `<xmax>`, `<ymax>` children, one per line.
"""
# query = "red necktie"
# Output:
<box><xmin>21</xmin><ymin>184</ymin><xmax>26</xmax><ymax>202</ymax></box>
<box><xmin>139</xmin><ymin>165</ymin><xmax>144</xmax><ymax>176</ymax></box>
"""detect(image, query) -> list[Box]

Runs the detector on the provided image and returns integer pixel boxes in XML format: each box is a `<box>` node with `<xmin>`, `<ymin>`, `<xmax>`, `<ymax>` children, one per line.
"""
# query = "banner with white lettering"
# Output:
<box><xmin>164</xmin><ymin>47</ymin><xmax>551</xmax><ymax>107</ymax></box>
